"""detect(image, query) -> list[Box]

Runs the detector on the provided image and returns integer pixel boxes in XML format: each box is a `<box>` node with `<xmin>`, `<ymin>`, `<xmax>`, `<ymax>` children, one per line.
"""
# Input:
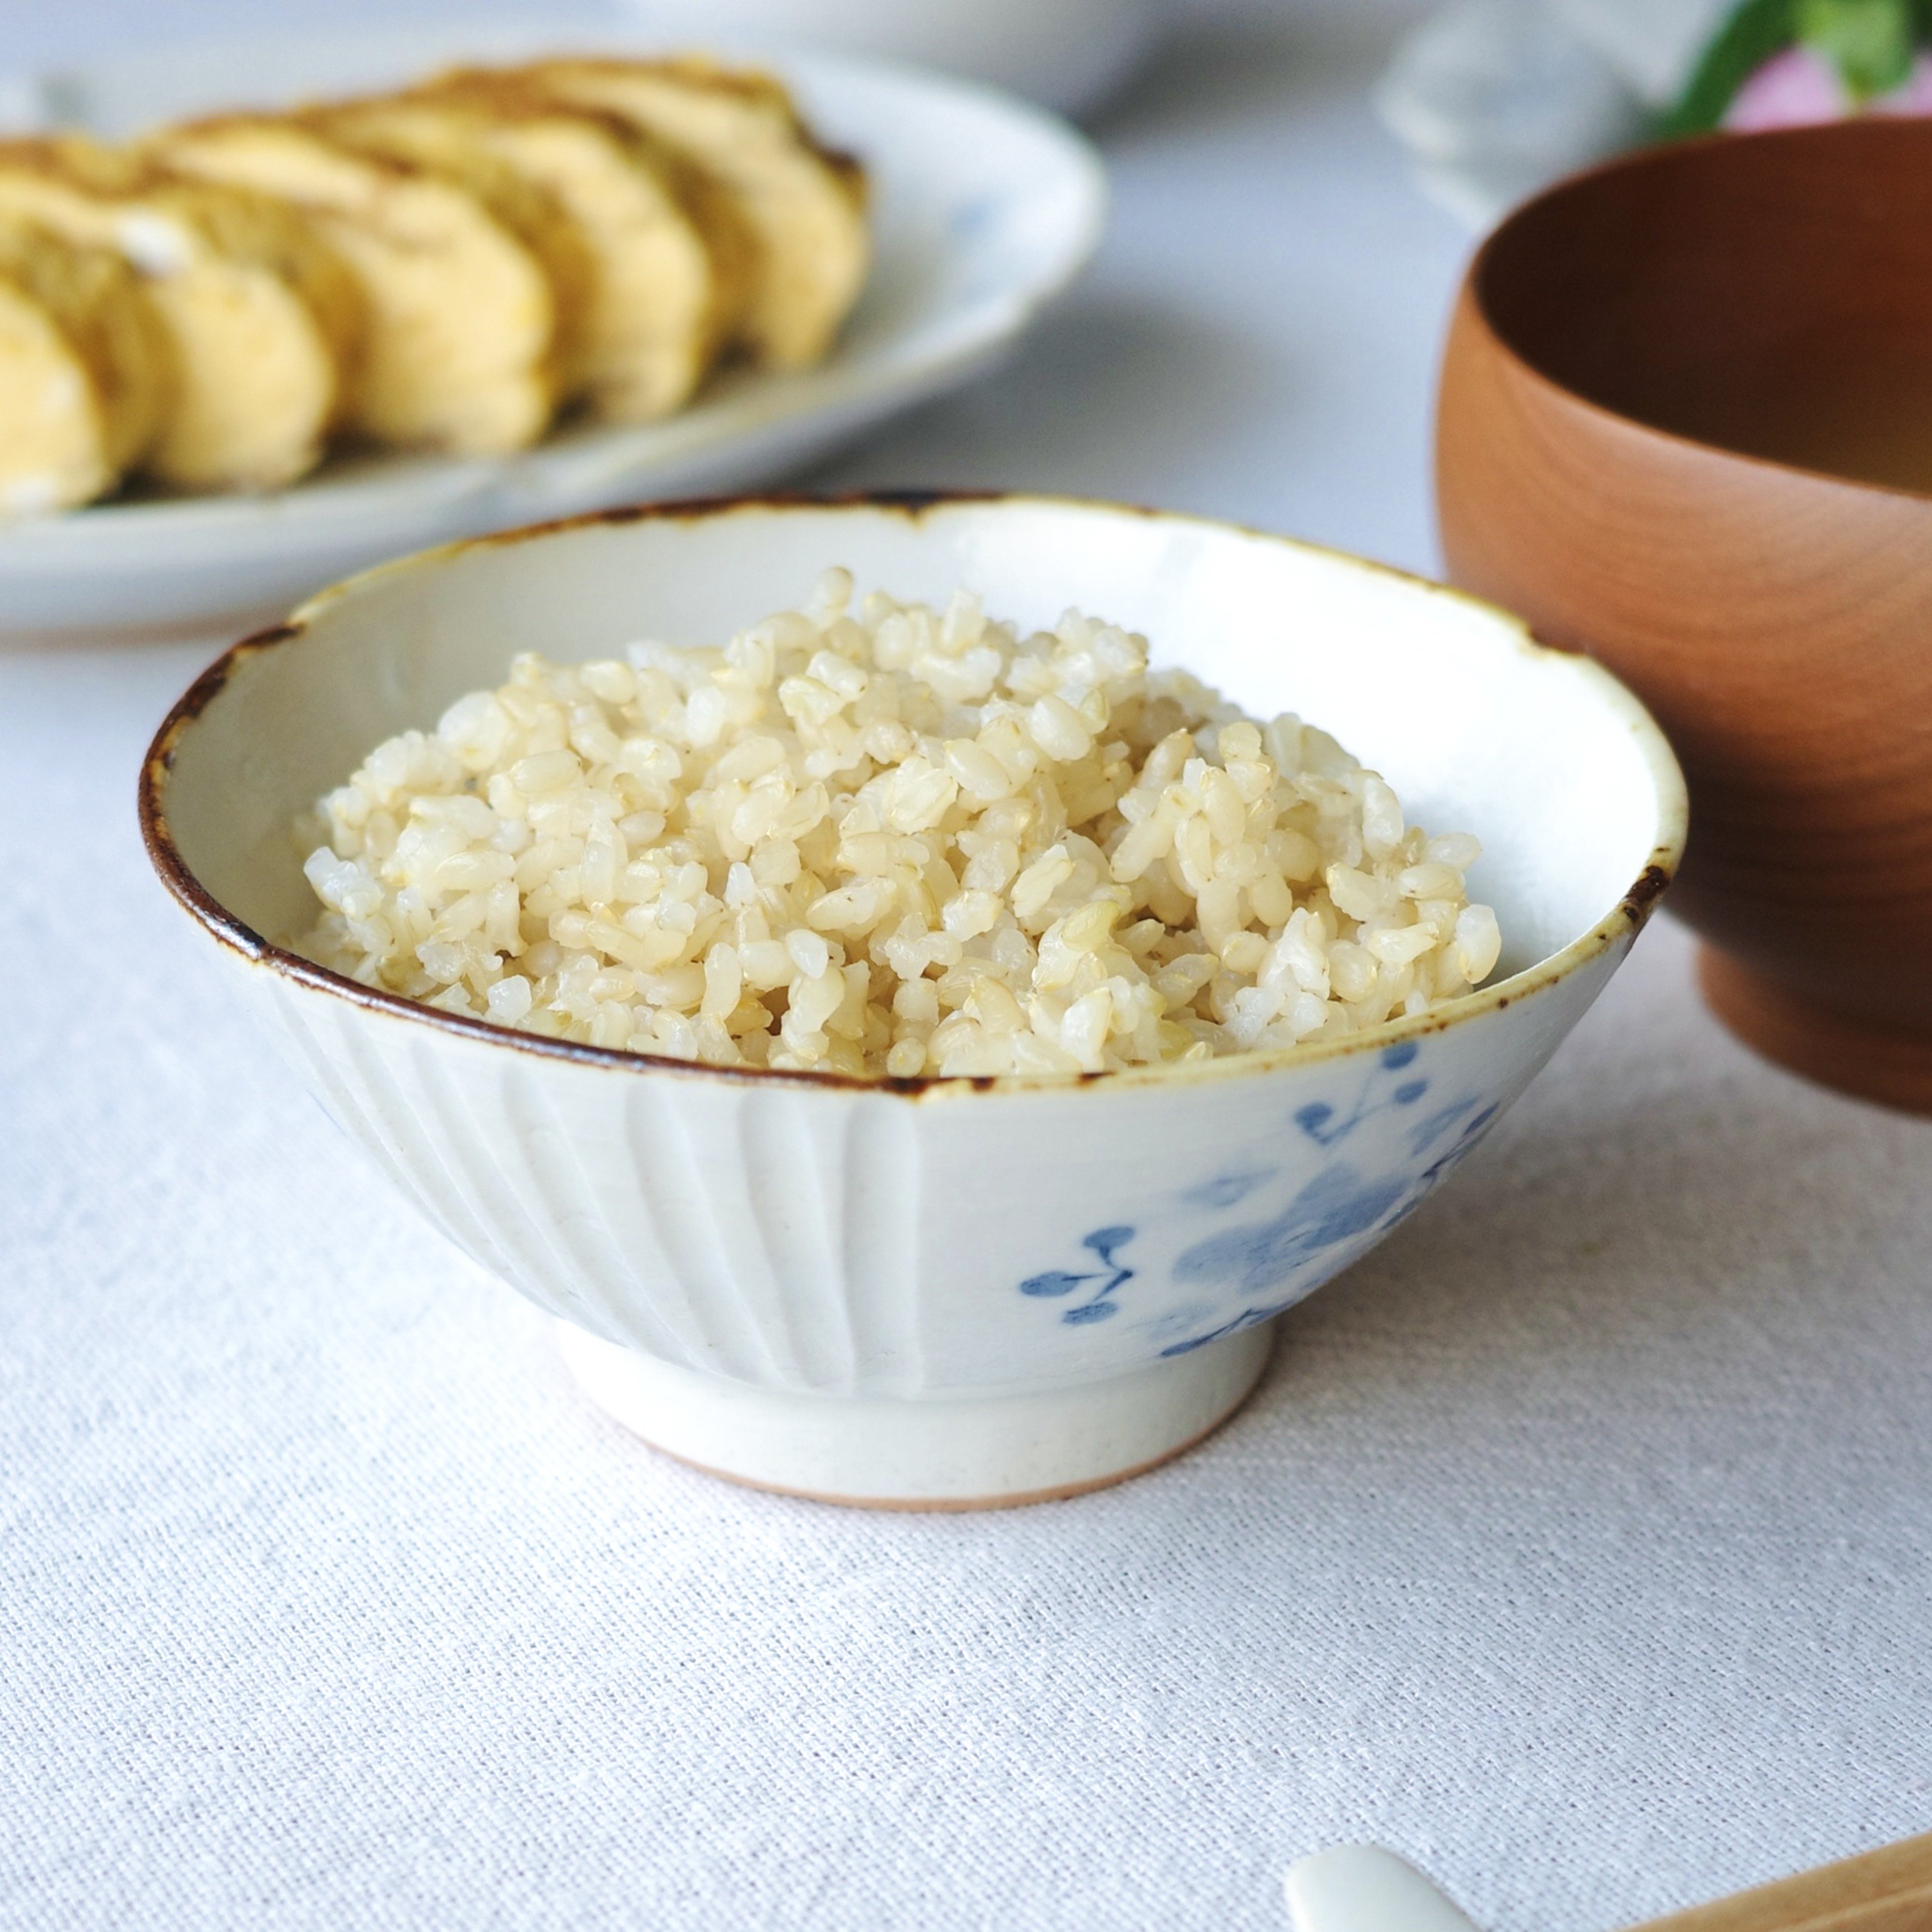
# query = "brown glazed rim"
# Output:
<box><xmin>138</xmin><ymin>490</ymin><xmax>1688</xmax><ymax>1101</ymax></box>
<box><xmin>1465</xmin><ymin>117</ymin><xmax>1932</xmax><ymax>507</ymax></box>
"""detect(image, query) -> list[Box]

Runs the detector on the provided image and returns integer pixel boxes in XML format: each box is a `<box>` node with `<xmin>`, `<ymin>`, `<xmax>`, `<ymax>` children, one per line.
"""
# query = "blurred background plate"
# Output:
<box><xmin>0</xmin><ymin>28</ymin><xmax>1107</xmax><ymax>639</ymax></box>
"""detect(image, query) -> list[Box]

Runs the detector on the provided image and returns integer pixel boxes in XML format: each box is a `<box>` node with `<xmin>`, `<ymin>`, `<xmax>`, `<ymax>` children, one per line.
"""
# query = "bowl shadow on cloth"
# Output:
<box><xmin>804</xmin><ymin>291</ymin><xmax>1282</xmax><ymax>504</ymax></box>
<box><xmin>0</xmin><ymin>610</ymin><xmax>249</xmax><ymax>653</ymax></box>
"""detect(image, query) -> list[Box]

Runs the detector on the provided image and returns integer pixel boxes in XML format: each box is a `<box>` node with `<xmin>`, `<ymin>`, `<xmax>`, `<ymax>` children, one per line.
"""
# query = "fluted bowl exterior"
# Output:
<box><xmin>224</xmin><ymin>952</ymin><xmax>1620</xmax><ymax>1397</ymax></box>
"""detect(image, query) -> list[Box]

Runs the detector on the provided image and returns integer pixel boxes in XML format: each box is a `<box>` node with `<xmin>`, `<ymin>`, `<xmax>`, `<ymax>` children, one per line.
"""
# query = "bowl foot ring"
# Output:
<box><xmin>1699</xmin><ymin>946</ymin><xmax>1932</xmax><ymax>1116</ymax></box>
<box><xmin>557</xmin><ymin>1322</ymin><xmax>1276</xmax><ymax>1511</ymax></box>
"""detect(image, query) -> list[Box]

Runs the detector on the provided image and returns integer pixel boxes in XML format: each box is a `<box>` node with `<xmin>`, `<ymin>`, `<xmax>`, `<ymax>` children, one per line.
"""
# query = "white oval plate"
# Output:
<box><xmin>0</xmin><ymin>28</ymin><xmax>1106</xmax><ymax>638</ymax></box>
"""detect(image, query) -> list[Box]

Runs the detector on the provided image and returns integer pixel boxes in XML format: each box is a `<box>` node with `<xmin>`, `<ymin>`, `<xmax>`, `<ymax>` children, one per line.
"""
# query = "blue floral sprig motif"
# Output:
<box><xmin>1292</xmin><ymin>1039</ymin><xmax>1429</xmax><ymax>1144</ymax></box>
<box><xmin>1159</xmin><ymin>1049</ymin><xmax>1501</xmax><ymax>1356</ymax></box>
<box><xmin>1019</xmin><ymin>1226</ymin><xmax>1136</xmax><ymax>1326</ymax></box>
<box><xmin>1012</xmin><ymin>1043</ymin><xmax>1504</xmax><ymax>1353</ymax></box>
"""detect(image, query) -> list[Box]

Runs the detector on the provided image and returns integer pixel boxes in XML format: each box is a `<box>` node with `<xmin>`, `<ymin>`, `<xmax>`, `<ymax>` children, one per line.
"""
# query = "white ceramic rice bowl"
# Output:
<box><xmin>141</xmin><ymin>497</ymin><xmax>1686</xmax><ymax>1508</ymax></box>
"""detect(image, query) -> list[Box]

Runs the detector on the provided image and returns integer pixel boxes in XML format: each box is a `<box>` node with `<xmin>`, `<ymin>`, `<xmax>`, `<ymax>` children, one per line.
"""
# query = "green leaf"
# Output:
<box><xmin>1659</xmin><ymin>0</ymin><xmax>1800</xmax><ymax>138</ymax></box>
<box><xmin>1797</xmin><ymin>0</ymin><xmax>1915</xmax><ymax>97</ymax></box>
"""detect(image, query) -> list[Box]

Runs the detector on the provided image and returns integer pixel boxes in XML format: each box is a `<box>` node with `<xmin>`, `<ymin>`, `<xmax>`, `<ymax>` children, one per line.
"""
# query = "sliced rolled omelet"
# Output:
<box><xmin>0</xmin><ymin>215</ymin><xmax>170</xmax><ymax>512</ymax></box>
<box><xmin>508</xmin><ymin>56</ymin><xmax>869</xmax><ymax>370</ymax></box>
<box><xmin>305</xmin><ymin>98</ymin><xmax>597</xmax><ymax>406</ymax></box>
<box><xmin>326</xmin><ymin>87</ymin><xmax>733</xmax><ymax>422</ymax></box>
<box><xmin>0</xmin><ymin>138</ymin><xmax>359</xmax><ymax>491</ymax></box>
<box><xmin>151</xmin><ymin>116</ymin><xmax>556</xmax><ymax>455</ymax></box>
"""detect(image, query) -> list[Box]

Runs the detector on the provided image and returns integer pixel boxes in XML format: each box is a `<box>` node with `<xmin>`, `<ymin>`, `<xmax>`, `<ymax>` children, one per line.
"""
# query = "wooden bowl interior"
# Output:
<box><xmin>1475</xmin><ymin>120</ymin><xmax>1932</xmax><ymax>495</ymax></box>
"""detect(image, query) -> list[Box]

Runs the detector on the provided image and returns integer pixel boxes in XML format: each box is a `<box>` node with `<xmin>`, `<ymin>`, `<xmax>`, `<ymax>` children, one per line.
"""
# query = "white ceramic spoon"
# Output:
<box><xmin>1285</xmin><ymin>1847</ymin><xmax>1485</xmax><ymax>1932</ymax></box>
<box><xmin>1289</xmin><ymin>1830</ymin><xmax>1932</xmax><ymax>1930</ymax></box>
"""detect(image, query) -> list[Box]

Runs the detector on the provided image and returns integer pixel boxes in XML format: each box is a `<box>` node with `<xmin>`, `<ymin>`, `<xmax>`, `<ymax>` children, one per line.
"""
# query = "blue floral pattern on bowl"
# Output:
<box><xmin>1015</xmin><ymin>1042</ymin><xmax>1503</xmax><ymax>1357</ymax></box>
<box><xmin>1018</xmin><ymin>1226</ymin><xmax>1136</xmax><ymax>1326</ymax></box>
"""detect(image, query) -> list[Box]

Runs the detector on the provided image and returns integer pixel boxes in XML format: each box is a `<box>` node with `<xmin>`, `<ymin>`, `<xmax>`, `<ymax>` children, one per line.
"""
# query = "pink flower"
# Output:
<box><xmin>1724</xmin><ymin>43</ymin><xmax>1932</xmax><ymax>129</ymax></box>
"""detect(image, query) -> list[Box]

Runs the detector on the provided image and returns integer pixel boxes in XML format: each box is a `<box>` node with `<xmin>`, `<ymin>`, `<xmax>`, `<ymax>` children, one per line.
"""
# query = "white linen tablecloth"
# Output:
<box><xmin>5</xmin><ymin>5</ymin><xmax>1931</xmax><ymax>1928</ymax></box>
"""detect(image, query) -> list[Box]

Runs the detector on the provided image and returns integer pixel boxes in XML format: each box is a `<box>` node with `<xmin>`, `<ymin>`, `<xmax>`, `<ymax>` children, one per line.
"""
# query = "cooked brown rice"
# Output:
<box><xmin>294</xmin><ymin>572</ymin><xmax>1503</xmax><ymax>1078</ymax></box>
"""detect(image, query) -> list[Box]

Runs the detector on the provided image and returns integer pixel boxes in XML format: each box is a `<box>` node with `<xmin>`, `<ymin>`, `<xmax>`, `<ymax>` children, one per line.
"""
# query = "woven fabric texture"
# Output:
<box><xmin>5</xmin><ymin>7</ymin><xmax>1932</xmax><ymax>1928</ymax></box>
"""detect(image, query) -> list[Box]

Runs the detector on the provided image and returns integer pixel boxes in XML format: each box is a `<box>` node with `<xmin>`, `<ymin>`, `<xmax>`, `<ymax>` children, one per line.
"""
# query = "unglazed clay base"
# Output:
<box><xmin>1699</xmin><ymin>948</ymin><xmax>1932</xmax><ymax>1116</ymax></box>
<box><xmin>557</xmin><ymin>1322</ymin><xmax>1275</xmax><ymax>1510</ymax></box>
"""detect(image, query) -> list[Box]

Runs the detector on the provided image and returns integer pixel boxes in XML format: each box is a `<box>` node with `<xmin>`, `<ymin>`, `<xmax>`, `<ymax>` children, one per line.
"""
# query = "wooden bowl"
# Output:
<box><xmin>1437</xmin><ymin>119</ymin><xmax>1932</xmax><ymax>1113</ymax></box>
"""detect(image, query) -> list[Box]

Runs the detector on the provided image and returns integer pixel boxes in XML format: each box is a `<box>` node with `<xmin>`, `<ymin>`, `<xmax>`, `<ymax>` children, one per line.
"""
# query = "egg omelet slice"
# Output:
<box><xmin>305</xmin><ymin>98</ymin><xmax>596</xmax><ymax>411</ymax></box>
<box><xmin>152</xmin><ymin>116</ymin><xmax>556</xmax><ymax>456</ymax></box>
<box><xmin>0</xmin><ymin>138</ymin><xmax>357</xmax><ymax>491</ymax></box>
<box><xmin>508</xmin><ymin>56</ymin><xmax>869</xmax><ymax>371</ymax></box>
<box><xmin>0</xmin><ymin>214</ymin><xmax>170</xmax><ymax>513</ymax></box>
<box><xmin>339</xmin><ymin>86</ymin><xmax>736</xmax><ymax>422</ymax></box>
